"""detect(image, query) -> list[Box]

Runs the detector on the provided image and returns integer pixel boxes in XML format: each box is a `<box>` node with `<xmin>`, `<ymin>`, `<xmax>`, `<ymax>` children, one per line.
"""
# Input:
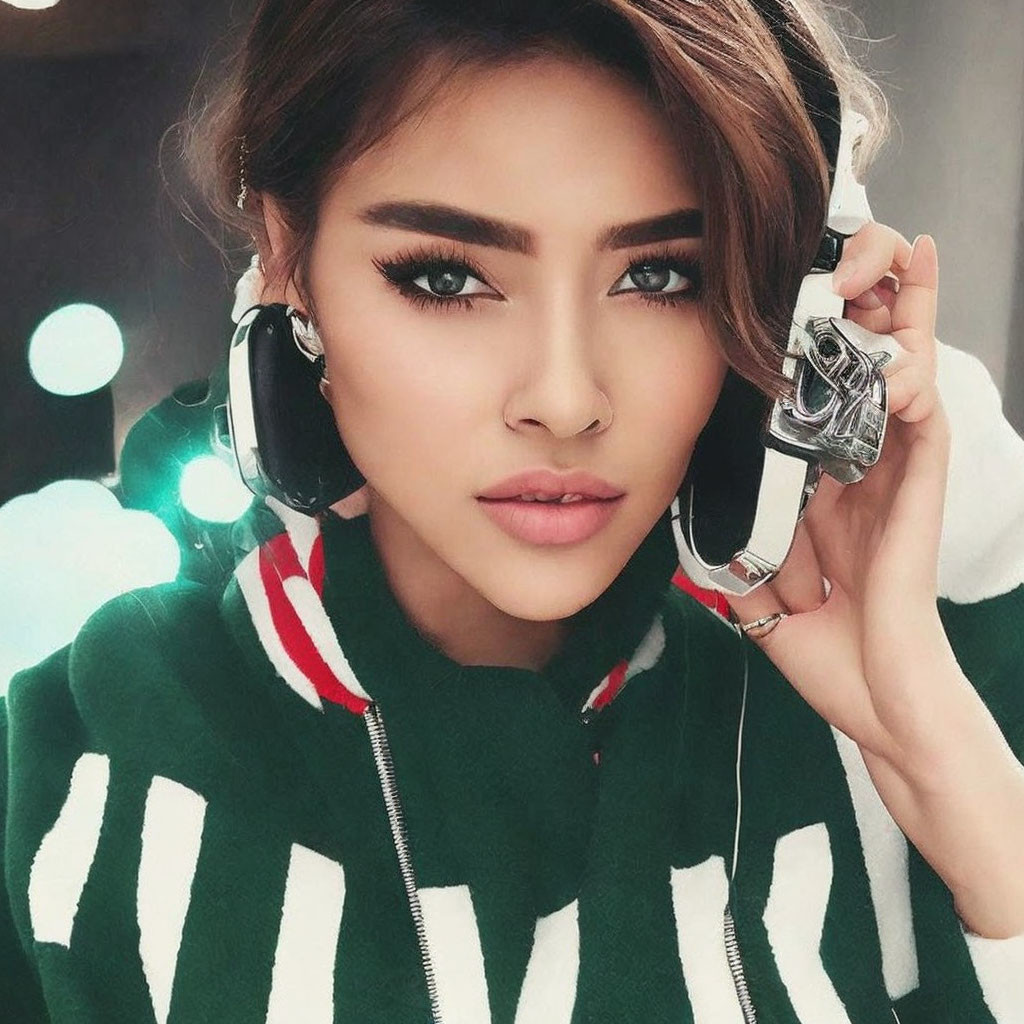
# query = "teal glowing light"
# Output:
<box><xmin>27</xmin><ymin>303</ymin><xmax>124</xmax><ymax>396</ymax></box>
<box><xmin>0</xmin><ymin>479</ymin><xmax>180</xmax><ymax>694</ymax></box>
<box><xmin>179</xmin><ymin>455</ymin><xmax>253</xmax><ymax>523</ymax></box>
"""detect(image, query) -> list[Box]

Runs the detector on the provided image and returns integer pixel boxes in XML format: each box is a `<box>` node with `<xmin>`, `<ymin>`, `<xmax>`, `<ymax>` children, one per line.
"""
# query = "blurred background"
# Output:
<box><xmin>1</xmin><ymin>0</ymin><xmax>1022</xmax><ymax>687</ymax></box>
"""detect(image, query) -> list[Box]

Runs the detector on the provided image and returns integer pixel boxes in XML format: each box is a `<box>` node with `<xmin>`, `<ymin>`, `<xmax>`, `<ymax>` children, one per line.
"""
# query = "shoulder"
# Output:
<box><xmin>5</xmin><ymin>579</ymin><xmax>232</xmax><ymax>755</ymax></box>
<box><xmin>66</xmin><ymin>578</ymin><xmax>224</xmax><ymax>676</ymax></box>
<box><xmin>930</xmin><ymin>340</ymin><xmax>1024</xmax><ymax>743</ymax></box>
<box><xmin>935</xmin><ymin>340</ymin><xmax>1024</xmax><ymax>602</ymax></box>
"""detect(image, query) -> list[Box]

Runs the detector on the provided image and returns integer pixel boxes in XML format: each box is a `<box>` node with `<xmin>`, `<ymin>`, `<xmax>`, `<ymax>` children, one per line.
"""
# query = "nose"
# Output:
<box><xmin>502</xmin><ymin>299</ymin><xmax>614</xmax><ymax>440</ymax></box>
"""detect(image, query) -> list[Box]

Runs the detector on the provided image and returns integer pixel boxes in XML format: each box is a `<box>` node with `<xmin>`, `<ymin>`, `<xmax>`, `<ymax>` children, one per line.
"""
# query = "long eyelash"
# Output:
<box><xmin>372</xmin><ymin>242</ymin><xmax>703</xmax><ymax>312</ymax></box>
<box><xmin>622</xmin><ymin>247</ymin><xmax>704</xmax><ymax>306</ymax></box>
<box><xmin>373</xmin><ymin>243</ymin><xmax>489</xmax><ymax>314</ymax></box>
<box><xmin>402</xmin><ymin>290</ymin><xmax>477</xmax><ymax>312</ymax></box>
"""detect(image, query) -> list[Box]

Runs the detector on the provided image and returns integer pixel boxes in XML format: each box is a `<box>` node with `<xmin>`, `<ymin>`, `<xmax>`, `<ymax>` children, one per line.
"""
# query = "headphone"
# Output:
<box><xmin>226</xmin><ymin>0</ymin><xmax>889</xmax><ymax>594</ymax></box>
<box><xmin>673</xmin><ymin>91</ymin><xmax>889</xmax><ymax>596</ymax></box>
<box><xmin>227</xmin><ymin>301</ymin><xmax>365</xmax><ymax>516</ymax></box>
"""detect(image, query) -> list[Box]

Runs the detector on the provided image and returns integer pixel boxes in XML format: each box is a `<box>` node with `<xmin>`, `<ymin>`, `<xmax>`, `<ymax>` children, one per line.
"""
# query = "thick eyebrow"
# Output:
<box><xmin>356</xmin><ymin>200</ymin><xmax>703</xmax><ymax>255</ymax></box>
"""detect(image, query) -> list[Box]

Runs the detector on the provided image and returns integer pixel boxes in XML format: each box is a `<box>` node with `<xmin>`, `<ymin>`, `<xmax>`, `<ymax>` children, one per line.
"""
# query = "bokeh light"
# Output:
<box><xmin>1</xmin><ymin>0</ymin><xmax>61</xmax><ymax>8</ymax></box>
<box><xmin>0</xmin><ymin>479</ymin><xmax>180</xmax><ymax>694</ymax></box>
<box><xmin>179</xmin><ymin>454</ymin><xmax>254</xmax><ymax>523</ymax></box>
<box><xmin>28</xmin><ymin>303</ymin><xmax>124</xmax><ymax>396</ymax></box>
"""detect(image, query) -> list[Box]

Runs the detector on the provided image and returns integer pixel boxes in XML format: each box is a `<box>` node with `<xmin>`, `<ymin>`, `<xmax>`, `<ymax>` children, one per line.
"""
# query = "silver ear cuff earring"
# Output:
<box><xmin>287</xmin><ymin>306</ymin><xmax>329</xmax><ymax>384</ymax></box>
<box><xmin>235</xmin><ymin>137</ymin><xmax>330</xmax><ymax>387</ymax></box>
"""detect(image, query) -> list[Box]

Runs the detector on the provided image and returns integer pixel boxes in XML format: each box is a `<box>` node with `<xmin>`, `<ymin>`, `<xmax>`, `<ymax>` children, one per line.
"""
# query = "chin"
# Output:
<box><xmin>482</xmin><ymin>590</ymin><xmax>598</xmax><ymax>624</ymax></box>
<box><xmin>471</xmin><ymin>555</ymin><xmax>625</xmax><ymax>623</ymax></box>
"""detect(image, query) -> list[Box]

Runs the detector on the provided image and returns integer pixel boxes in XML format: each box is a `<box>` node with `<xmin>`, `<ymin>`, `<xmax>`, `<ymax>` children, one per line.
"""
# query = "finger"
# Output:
<box><xmin>847</xmin><ymin>272</ymin><xmax>900</xmax><ymax>313</ymax></box>
<box><xmin>876</xmin><ymin>403</ymin><xmax>951</xmax><ymax>588</ymax></box>
<box><xmin>847</xmin><ymin>290</ymin><xmax>884</xmax><ymax>311</ymax></box>
<box><xmin>724</xmin><ymin>578</ymin><xmax>789</xmax><ymax>635</ymax></box>
<box><xmin>843</xmin><ymin>272</ymin><xmax>905</xmax><ymax>353</ymax></box>
<box><xmin>802</xmin><ymin>472</ymin><xmax>844</xmax><ymax>525</ymax></box>
<box><xmin>889</xmin><ymin>234</ymin><xmax>939</xmax><ymax>348</ymax></box>
<box><xmin>842</xmin><ymin>299</ymin><xmax>892</xmax><ymax>337</ymax></box>
<box><xmin>875</xmin><ymin>272</ymin><xmax>900</xmax><ymax>300</ymax></box>
<box><xmin>896</xmin><ymin>382</ymin><xmax>940</xmax><ymax>424</ymax></box>
<box><xmin>884</xmin><ymin>364</ymin><xmax>934</xmax><ymax>418</ymax></box>
<box><xmin>770</xmin><ymin>520</ymin><xmax>828</xmax><ymax>614</ymax></box>
<box><xmin>832</xmin><ymin>222</ymin><xmax>914</xmax><ymax>300</ymax></box>
<box><xmin>899</xmin><ymin>398</ymin><xmax>951</xmax><ymax>511</ymax></box>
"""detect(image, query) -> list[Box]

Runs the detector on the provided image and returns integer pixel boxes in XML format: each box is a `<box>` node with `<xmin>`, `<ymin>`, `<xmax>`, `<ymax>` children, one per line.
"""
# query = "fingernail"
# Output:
<box><xmin>832</xmin><ymin>260</ymin><xmax>858</xmax><ymax>294</ymax></box>
<box><xmin>898</xmin><ymin>236</ymin><xmax>922</xmax><ymax>270</ymax></box>
<box><xmin>822</xmin><ymin>576</ymin><xmax>833</xmax><ymax>599</ymax></box>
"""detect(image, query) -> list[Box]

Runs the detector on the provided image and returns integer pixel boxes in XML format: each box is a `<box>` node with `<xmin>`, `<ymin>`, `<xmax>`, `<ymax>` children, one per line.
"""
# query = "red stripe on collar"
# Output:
<box><xmin>672</xmin><ymin>567</ymin><xmax>732</xmax><ymax>623</ymax></box>
<box><xmin>258</xmin><ymin>531</ymin><xmax>370</xmax><ymax>715</ymax></box>
<box><xmin>590</xmin><ymin>660</ymin><xmax>629</xmax><ymax>713</ymax></box>
<box><xmin>245</xmin><ymin>515</ymin><xmax>669</xmax><ymax>720</ymax></box>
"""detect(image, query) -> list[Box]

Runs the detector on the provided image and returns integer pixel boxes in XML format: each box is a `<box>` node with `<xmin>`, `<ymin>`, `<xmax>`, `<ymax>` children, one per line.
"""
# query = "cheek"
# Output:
<box><xmin>319</xmin><ymin>319</ymin><xmax>489</xmax><ymax>481</ymax></box>
<box><xmin>623</xmin><ymin>329</ymin><xmax>727</xmax><ymax>471</ymax></box>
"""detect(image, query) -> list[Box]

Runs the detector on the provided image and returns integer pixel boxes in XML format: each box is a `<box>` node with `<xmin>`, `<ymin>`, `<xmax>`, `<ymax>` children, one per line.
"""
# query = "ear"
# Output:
<box><xmin>256</xmin><ymin>194</ymin><xmax>305</xmax><ymax>309</ymax></box>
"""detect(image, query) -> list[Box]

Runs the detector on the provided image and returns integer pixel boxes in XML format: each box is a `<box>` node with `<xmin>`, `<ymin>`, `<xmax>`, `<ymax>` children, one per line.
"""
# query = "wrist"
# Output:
<box><xmin>861</xmin><ymin>702</ymin><xmax>1024</xmax><ymax>938</ymax></box>
<box><xmin>867</xmin><ymin>634</ymin><xmax>976</xmax><ymax>784</ymax></box>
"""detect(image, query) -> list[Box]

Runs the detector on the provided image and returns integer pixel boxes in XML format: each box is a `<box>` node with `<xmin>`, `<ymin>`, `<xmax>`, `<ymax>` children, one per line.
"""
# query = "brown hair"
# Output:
<box><xmin>181</xmin><ymin>0</ymin><xmax>889</xmax><ymax>399</ymax></box>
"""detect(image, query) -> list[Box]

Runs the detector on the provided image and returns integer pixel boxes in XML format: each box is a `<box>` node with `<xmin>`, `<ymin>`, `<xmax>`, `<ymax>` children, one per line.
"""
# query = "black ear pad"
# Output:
<box><xmin>247</xmin><ymin>303</ymin><xmax>366</xmax><ymax>514</ymax></box>
<box><xmin>679</xmin><ymin>370</ymin><xmax>767</xmax><ymax>568</ymax></box>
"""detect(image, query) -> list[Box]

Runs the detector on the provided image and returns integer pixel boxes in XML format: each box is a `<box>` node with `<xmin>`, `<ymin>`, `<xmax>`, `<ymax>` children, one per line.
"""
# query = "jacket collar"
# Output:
<box><xmin>222</xmin><ymin>501</ymin><xmax>680</xmax><ymax>722</ymax></box>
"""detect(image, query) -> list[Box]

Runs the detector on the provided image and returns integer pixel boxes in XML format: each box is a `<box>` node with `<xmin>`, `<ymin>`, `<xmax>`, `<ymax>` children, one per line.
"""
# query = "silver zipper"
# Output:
<box><xmin>723</xmin><ymin>631</ymin><xmax>757</xmax><ymax>1023</ymax></box>
<box><xmin>723</xmin><ymin>903</ymin><xmax>757</xmax><ymax>1023</ymax></box>
<box><xmin>364</xmin><ymin>701</ymin><xmax>444</xmax><ymax>1023</ymax></box>
<box><xmin>366</xmin><ymin>626</ymin><xmax>761</xmax><ymax>1024</ymax></box>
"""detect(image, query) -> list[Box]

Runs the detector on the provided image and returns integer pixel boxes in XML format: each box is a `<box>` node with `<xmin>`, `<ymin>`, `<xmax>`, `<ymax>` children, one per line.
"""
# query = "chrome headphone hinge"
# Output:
<box><xmin>768</xmin><ymin>315</ymin><xmax>892</xmax><ymax>485</ymax></box>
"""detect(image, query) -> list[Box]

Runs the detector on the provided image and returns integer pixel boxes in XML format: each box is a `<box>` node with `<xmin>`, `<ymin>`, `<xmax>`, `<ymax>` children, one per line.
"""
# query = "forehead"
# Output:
<box><xmin>321</xmin><ymin>55</ymin><xmax>701</xmax><ymax>248</ymax></box>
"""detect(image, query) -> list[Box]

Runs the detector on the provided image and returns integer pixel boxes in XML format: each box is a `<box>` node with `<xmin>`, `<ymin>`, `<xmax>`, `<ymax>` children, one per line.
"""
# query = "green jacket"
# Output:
<box><xmin>3</xmin><ymin>341</ymin><xmax>1023</xmax><ymax>1023</ymax></box>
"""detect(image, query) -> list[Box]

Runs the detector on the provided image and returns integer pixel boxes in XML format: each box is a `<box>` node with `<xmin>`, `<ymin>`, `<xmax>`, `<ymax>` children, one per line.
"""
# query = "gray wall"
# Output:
<box><xmin>851</xmin><ymin>0</ymin><xmax>1024</xmax><ymax>429</ymax></box>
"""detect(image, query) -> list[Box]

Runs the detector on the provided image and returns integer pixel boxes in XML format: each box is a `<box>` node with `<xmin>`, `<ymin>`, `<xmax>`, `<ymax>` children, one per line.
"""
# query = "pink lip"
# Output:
<box><xmin>476</xmin><ymin>468</ymin><xmax>625</xmax><ymax>501</ymax></box>
<box><xmin>477</xmin><ymin>494</ymin><xmax>625</xmax><ymax>545</ymax></box>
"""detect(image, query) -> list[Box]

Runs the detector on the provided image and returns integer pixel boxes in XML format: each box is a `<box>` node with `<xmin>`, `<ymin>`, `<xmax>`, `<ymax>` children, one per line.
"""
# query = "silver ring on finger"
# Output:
<box><xmin>739</xmin><ymin>612</ymin><xmax>788</xmax><ymax>639</ymax></box>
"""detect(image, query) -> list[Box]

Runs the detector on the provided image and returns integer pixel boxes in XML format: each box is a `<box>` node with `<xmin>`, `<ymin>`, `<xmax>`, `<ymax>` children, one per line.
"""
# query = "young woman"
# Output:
<box><xmin>3</xmin><ymin>1</ymin><xmax>1023</xmax><ymax>1022</ymax></box>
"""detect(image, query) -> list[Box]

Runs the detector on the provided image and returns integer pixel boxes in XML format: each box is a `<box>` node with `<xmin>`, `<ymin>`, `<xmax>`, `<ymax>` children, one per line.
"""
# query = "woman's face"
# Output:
<box><xmin>294</xmin><ymin>55</ymin><xmax>728</xmax><ymax>622</ymax></box>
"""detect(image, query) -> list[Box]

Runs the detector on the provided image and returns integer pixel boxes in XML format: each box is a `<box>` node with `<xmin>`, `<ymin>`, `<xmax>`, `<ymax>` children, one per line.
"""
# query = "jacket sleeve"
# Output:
<box><xmin>890</xmin><ymin>341</ymin><xmax>1024</xmax><ymax>1024</ymax></box>
<box><xmin>0</xmin><ymin>693</ymin><xmax>51</xmax><ymax>1022</ymax></box>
